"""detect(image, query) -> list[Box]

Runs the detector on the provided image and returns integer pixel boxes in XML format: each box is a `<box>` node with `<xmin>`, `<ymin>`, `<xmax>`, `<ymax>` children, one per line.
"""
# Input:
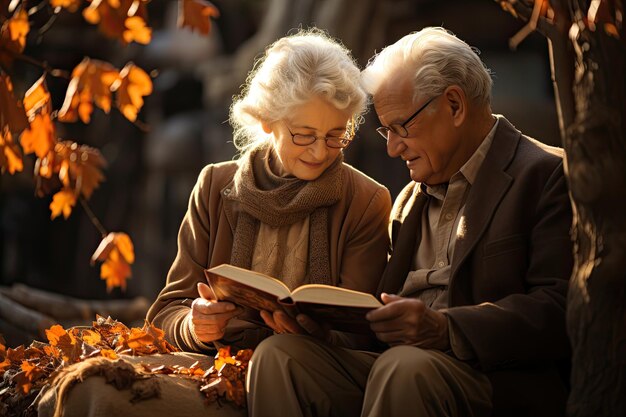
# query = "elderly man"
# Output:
<box><xmin>246</xmin><ymin>27</ymin><xmax>573</xmax><ymax>417</ymax></box>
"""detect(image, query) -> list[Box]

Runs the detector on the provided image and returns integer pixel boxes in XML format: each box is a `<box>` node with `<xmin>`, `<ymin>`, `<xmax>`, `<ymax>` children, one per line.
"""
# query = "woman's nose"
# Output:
<box><xmin>308</xmin><ymin>138</ymin><xmax>328</xmax><ymax>159</ymax></box>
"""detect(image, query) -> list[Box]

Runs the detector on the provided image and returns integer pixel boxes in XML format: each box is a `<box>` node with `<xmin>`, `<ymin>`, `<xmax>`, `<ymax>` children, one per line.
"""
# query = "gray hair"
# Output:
<box><xmin>361</xmin><ymin>27</ymin><xmax>493</xmax><ymax>106</ymax></box>
<box><xmin>230</xmin><ymin>28</ymin><xmax>367</xmax><ymax>155</ymax></box>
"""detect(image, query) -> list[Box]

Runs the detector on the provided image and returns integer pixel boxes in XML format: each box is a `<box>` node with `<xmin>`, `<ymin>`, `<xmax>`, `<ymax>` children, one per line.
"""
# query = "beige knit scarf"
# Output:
<box><xmin>226</xmin><ymin>142</ymin><xmax>343</xmax><ymax>285</ymax></box>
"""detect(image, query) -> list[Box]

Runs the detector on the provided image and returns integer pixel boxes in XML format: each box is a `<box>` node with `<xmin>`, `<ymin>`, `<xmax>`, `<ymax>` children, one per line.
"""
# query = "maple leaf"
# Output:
<box><xmin>0</xmin><ymin>126</ymin><xmax>23</xmax><ymax>174</ymax></box>
<box><xmin>112</xmin><ymin>62</ymin><xmax>152</xmax><ymax>122</ymax></box>
<box><xmin>0</xmin><ymin>72</ymin><xmax>29</xmax><ymax>135</ymax></box>
<box><xmin>50</xmin><ymin>188</ymin><xmax>77</xmax><ymax>219</ymax></box>
<box><xmin>20</xmin><ymin>113</ymin><xmax>56</xmax><ymax>159</ymax></box>
<box><xmin>100</xmin><ymin>247</ymin><xmax>132</xmax><ymax>292</ymax></box>
<box><xmin>20</xmin><ymin>77</ymin><xmax>57</xmax><ymax>159</ymax></box>
<box><xmin>91</xmin><ymin>232</ymin><xmax>135</xmax><ymax>265</ymax></box>
<box><xmin>45</xmin><ymin>140</ymin><xmax>106</xmax><ymax>199</ymax></box>
<box><xmin>83</xmin><ymin>0</ymin><xmax>150</xmax><ymax>44</ymax></box>
<box><xmin>141</xmin><ymin>321</ymin><xmax>178</xmax><ymax>353</ymax></box>
<box><xmin>93</xmin><ymin>315</ymin><xmax>131</xmax><ymax>346</ymax></box>
<box><xmin>58</xmin><ymin>58</ymin><xmax>119</xmax><ymax>123</ymax></box>
<box><xmin>50</xmin><ymin>0</ymin><xmax>83</xmax><ymax>12</ymax></box>
<box><xmin>45</xmin><ymin>324</ymin><xmax>83</xmax><ymax>363</ymax></box>
<box><xmin>0</xmin><ymin>8</ymin><xmax>29</xmax><ymax>67</ymax></box>
<box><xmin>123</xmin><ymin>15</ymin><xmax>151</xmax><ymax>44</ymax></box>
<box><xmin>178</xmin><ymin>0</ymin><xmax>220</xmax><ymax>35</ymax></box>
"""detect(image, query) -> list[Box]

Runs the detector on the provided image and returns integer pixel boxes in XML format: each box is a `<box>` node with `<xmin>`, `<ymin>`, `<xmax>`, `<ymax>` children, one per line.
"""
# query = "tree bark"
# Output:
<box><xmin>547</xmin><ymin>1</ymin><xmax>626</xmax><ymax>416</ymax></box>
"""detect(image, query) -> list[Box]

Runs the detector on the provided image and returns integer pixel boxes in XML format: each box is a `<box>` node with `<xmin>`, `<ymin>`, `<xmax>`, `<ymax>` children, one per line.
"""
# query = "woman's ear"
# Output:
<box><xmin>444</xmin><ymin>86</ymin><xmax>466</xmax><ymax>127</ymax></box>
<box><xmin>261</xmin><ymin>121</ymin><xmax>273</xmax><ymax>134</ymax></box>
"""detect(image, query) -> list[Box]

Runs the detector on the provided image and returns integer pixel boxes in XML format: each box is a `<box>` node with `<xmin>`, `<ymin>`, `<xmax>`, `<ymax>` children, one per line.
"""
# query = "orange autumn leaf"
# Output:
<box><xmin>112</xmin><ymin>62</ymin><xmax>152</xmax><ymax>122</ymax></box>
<box><xmin>58</xmin><ymin>58</ymin><xmax>119</xmax><ymax>123</ymax></box>
<box><xmin>123</xmin><ymin>15</ymin><xmax>151</xmax><ymax>44</ymax></box>
<box><xmin>45</xmin><ymin>324</ymin><xmax>82</xmax><ymax>363</ymax></box>
<box><xmin>100</xmin><ymin>247</ymin><xmax>132</xmax><ymax>292</ymax></box>
<box><xmin>178</xmin><ymin>0</ymin><xmax>220</xmax><ymax>35</ymax></box>
<box><xmin>0</xmin><ymin>72</ymin><xmax>29</xmax><ymax>135</ymax></box>
<box><xmin>20</xmin><ymin>113</ymin><xmax>56</xmax><ymax>158</ymax></box>
<box><xmin>52</xmin><ymin>141</ymin><xmax>107</xmax><ymax>199</ymax></box>
<box><xmin>24</xmin><ymin>75</ymin><xmax>52</xmax><ymax>116</ymax></box>
<box><xmin>0</xmin><ymin>8</ymin><xmax>29</xmax><ymax>67</ymax></box>
<box><xmin>0</xmin><ymin>126</ymin><xmax>23</xmax><ymax>174</ymax></box>
<box><xmin>50</xmin><ymin>188</ymin><xmax>77</xmax><ymax>219</ymax></box>
<box><xmin>50</xmin><ymin>0</ymin><xmax>83</xmax><ymax>12</ymax></box>
<box><xmin>91</xmin><ymin>232</ymin><xmax>134</xmax><ymax>265</ymax></box>
<box><xmin>83</xmin><ymin>0</ymin><xmax>150</xmax><ymax>44</ymax></box>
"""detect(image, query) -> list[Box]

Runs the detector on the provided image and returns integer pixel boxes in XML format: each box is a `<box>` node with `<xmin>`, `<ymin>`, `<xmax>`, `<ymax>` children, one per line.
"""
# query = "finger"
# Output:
<box><xmin>366</xmin><ymin>302</ymin><xmax>404</xmax><ymax>322</ymax></box>
<box><xmin>296</xmin><ymin>314</ymin><xmax>326</xmax><ymax>338</ymax></box>
<box><xmin>374</xmin><ymin>329</ymin><xmax>413</xmax><ymax>345</ymax></box>
<box><xmin>274</xmin><ymin>311</ymin><xmax>305</xmax><ymax>334</ymax></box>
<box><xmin>192</xmin><ymin>298</ymin><xmax>237</xmax><ymax>315</ymax></box>
<box><xmin>368</xmin><ymin>318</ymin><xmax>406</xmax><ymax>334</ymax></box>
<box><xmin>260</xmin><ymin>310</ymin><xmax>282</xmax><ymax>333</ymax></box>
<box><xmin>381</xmin><ymin>292</ymin><xmax>403</xmax><ymax>304</ymax></box>
<box><xmin>197</xmin><ymin>282</ymin><xmax>217</xmax><ymax>300</ymax></box>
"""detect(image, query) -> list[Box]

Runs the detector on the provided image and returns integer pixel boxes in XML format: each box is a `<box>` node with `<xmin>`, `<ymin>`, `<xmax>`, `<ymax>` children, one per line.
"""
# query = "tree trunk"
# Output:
<box><xmin>548</xmin><ymin>1</ymin><xmax>626</xmax><ymax>415</ymax></box>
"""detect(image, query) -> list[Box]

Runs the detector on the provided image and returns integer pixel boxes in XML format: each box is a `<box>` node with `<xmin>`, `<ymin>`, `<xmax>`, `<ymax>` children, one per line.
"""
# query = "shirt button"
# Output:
<box><xmin>444</xmin><ymin>212</ymin><xmax>453</xmax><ymax>220</ymax></box>
<box><xmin>223</xmin><ymin>188</ymin><xmax>231</xmax><ymax>195</ymax></box>
<box><xmin>437</xmin><ymin>261</ymin><xmax>445</xmax><ymax>268</ymax></box>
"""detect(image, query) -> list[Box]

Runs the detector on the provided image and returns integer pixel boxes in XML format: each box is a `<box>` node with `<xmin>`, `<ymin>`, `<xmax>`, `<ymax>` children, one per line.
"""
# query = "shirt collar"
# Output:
<box><xmin>458</xmin><ymin>117</ymin><xmax>499</xmax><ymax>185</ymax></box>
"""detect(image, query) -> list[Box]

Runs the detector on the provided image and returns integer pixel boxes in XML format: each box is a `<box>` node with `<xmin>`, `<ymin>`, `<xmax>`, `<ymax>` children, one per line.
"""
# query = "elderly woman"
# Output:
<box><xmin>38</xmin><ymin>29</ymin><xmax>391</xmax><ymax>417</ymax></box>
<box><xmin>146</xmin><ymin>29</ymin><xmax>391</xmax><ymax>352</ymax></box>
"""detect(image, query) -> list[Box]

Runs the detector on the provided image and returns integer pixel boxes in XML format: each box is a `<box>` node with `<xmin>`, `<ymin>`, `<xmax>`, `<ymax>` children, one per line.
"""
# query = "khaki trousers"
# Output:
<box><xmin>247</xmin><ymin>334</ymin><xmax>492</xmax><ymax>417</ymax></box>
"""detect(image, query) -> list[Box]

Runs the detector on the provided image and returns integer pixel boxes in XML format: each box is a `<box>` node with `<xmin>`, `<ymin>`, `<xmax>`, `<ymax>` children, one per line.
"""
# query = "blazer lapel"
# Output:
<box><xmin>377</xmin><ymin>190</ymin><xmax>428</xmax><ymax>296</ymax></box>
<box><xmin>450</xmin><ymin>116</ymin><xmax>520</xmax><ymax>279</ymax></box>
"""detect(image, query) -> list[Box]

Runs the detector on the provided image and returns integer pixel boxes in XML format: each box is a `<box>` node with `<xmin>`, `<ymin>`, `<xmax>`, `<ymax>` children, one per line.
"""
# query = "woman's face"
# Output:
<box><xmin>265</xmin><ymin>96</ymin><xmax>352</xmax><ymax>181</ymax></box>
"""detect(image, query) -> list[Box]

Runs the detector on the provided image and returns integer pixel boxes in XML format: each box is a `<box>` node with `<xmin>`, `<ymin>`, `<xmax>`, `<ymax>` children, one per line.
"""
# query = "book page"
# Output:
<box><xmin>206</xmin><ymin>264</ymin><xmax>291</xmax><ymax>299</ymax></box>
<box><xmin>290</xmin><ymin>284</ymin><xmax>382</xmax><ymax>308</ymax></box>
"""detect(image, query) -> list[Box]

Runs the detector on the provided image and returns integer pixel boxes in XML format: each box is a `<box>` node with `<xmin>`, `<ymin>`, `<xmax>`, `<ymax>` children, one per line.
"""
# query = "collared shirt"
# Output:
<box><xmin>398</xmin><ymin>118</ymin><xmax>499</xmax><ymax>357</ymax></box>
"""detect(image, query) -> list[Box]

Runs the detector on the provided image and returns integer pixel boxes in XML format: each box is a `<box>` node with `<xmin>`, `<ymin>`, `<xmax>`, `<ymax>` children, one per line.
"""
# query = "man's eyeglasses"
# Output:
<box><xmin>376</xmin><ymin>95</ymin><xmax>437</xmax><ymax>140</ymax></box>
<box><xmin>285</xmin><ymin>122</ymin><xmax>354</xmax><ymax>149</ymax></box>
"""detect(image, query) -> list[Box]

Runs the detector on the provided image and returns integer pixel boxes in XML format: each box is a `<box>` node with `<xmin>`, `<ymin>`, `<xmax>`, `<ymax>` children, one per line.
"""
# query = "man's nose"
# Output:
<box><xmin>386</xmin><ymin>134</ymin><xmax>406</xmax><ymax>158</ymax></box>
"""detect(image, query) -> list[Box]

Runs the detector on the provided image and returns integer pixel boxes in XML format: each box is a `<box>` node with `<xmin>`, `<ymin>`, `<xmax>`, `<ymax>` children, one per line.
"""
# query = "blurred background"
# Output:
<box><xmin>0</xmin><ymin>0</ymin><xmax>559</xmax><ymax>344</ymax></box>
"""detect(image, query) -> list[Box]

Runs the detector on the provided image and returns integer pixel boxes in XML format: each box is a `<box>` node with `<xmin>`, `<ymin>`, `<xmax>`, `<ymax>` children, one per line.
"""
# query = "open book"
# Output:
<box><xmin>204</xmin><ymin>264</ymin><xmax>382</xmax><ymax>334</ymax></box>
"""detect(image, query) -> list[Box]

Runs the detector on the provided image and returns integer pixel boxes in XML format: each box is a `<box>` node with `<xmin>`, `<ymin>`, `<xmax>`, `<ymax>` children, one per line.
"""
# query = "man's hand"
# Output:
<box><xmin>366</xmin><ymin>293</ymin><xmax>450</xmax><ymax>350</ymax></box>
<box><xmin>190</xmin><ymin>282</ymin><xmax>243</xmax><ymax>343</ymax></box>
<box><xmin>260</xmin><ymin>310</ymin><xmax>331</xmax><ymax>341</ymax></box>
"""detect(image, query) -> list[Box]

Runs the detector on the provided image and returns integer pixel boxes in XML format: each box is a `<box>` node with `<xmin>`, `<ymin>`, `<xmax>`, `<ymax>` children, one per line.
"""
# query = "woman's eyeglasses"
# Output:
<box><xmin>285</xmin><ymin>122</ymin><xmax>354</xmax><ymax>149</ymax></box>
<box><xmin>376</xmin><ymin>95</ymin><xmax>437</xmax><ymax>140</ymax></box>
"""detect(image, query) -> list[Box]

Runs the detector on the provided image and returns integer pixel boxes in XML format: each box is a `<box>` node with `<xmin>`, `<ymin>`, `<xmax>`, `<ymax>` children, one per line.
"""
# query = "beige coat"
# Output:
<box><xmin>147</xmin><ymin>160</ymin><xmax>392</xmax><ymax>352</ymax></box>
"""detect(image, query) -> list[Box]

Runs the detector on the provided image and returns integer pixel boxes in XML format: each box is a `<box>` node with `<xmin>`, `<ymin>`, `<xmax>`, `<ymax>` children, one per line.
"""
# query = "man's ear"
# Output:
<box><xmin>261</xmin><ymin>121</ymin><xmax>273</xmax><ymax>134</ymax></box>
<box><xmin>444</xmin><ymin>86</ymin><xmax>466</xmax><ymax>127</ymax></box>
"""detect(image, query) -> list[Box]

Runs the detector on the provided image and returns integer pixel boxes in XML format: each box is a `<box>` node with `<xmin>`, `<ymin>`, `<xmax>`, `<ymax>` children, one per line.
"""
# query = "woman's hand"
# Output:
<box><xmin>260</xmin><ymin>310</ymin><xmax>331</xmax><ymax>341</ymax></box>
<box><xmin>190</xmin><ymin>282</ymin><xmax>243</xmax><ymax>343</ymax></box>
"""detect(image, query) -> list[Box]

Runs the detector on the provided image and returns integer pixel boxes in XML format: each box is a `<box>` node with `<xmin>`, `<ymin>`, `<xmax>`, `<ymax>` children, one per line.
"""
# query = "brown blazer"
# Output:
<box><xmin>378</xmin><ymin>116</ymin><xmax>573</xmax><ymax>416</ymax></box>
<box><xmin>147</xmin><ymin>159</ymin><xmax>392</xmax><ymax>353</ymax></box>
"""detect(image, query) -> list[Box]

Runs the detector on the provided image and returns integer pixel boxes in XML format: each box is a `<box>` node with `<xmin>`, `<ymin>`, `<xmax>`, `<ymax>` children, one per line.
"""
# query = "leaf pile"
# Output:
<box><xmin>0</xmin><ymin>316</ymin><xmax>253</xmax><ymax>416</ymax></box>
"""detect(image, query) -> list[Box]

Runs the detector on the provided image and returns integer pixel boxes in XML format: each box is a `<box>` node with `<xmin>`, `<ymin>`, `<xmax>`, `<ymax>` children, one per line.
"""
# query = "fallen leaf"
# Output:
<box><xmin>49</xmin><ymin>188</ymin><xmax>77</xmax><ymax>219</ymax></box>
<box><xmin>112</xmin><ymin>62</ymin><xmax>152</xmax><ymax>121</ymax></box>
<box><xmin>178</xmin><ymin>0</ymin><xmax>220</xmax><ymax>35</ymax></box>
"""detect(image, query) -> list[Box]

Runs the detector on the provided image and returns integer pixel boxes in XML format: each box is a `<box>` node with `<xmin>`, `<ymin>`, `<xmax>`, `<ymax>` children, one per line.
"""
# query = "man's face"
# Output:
<box><xmin>373</xmin><ymin>72</ymin><xmax>462</xmax><ymax>185</ymax></box>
